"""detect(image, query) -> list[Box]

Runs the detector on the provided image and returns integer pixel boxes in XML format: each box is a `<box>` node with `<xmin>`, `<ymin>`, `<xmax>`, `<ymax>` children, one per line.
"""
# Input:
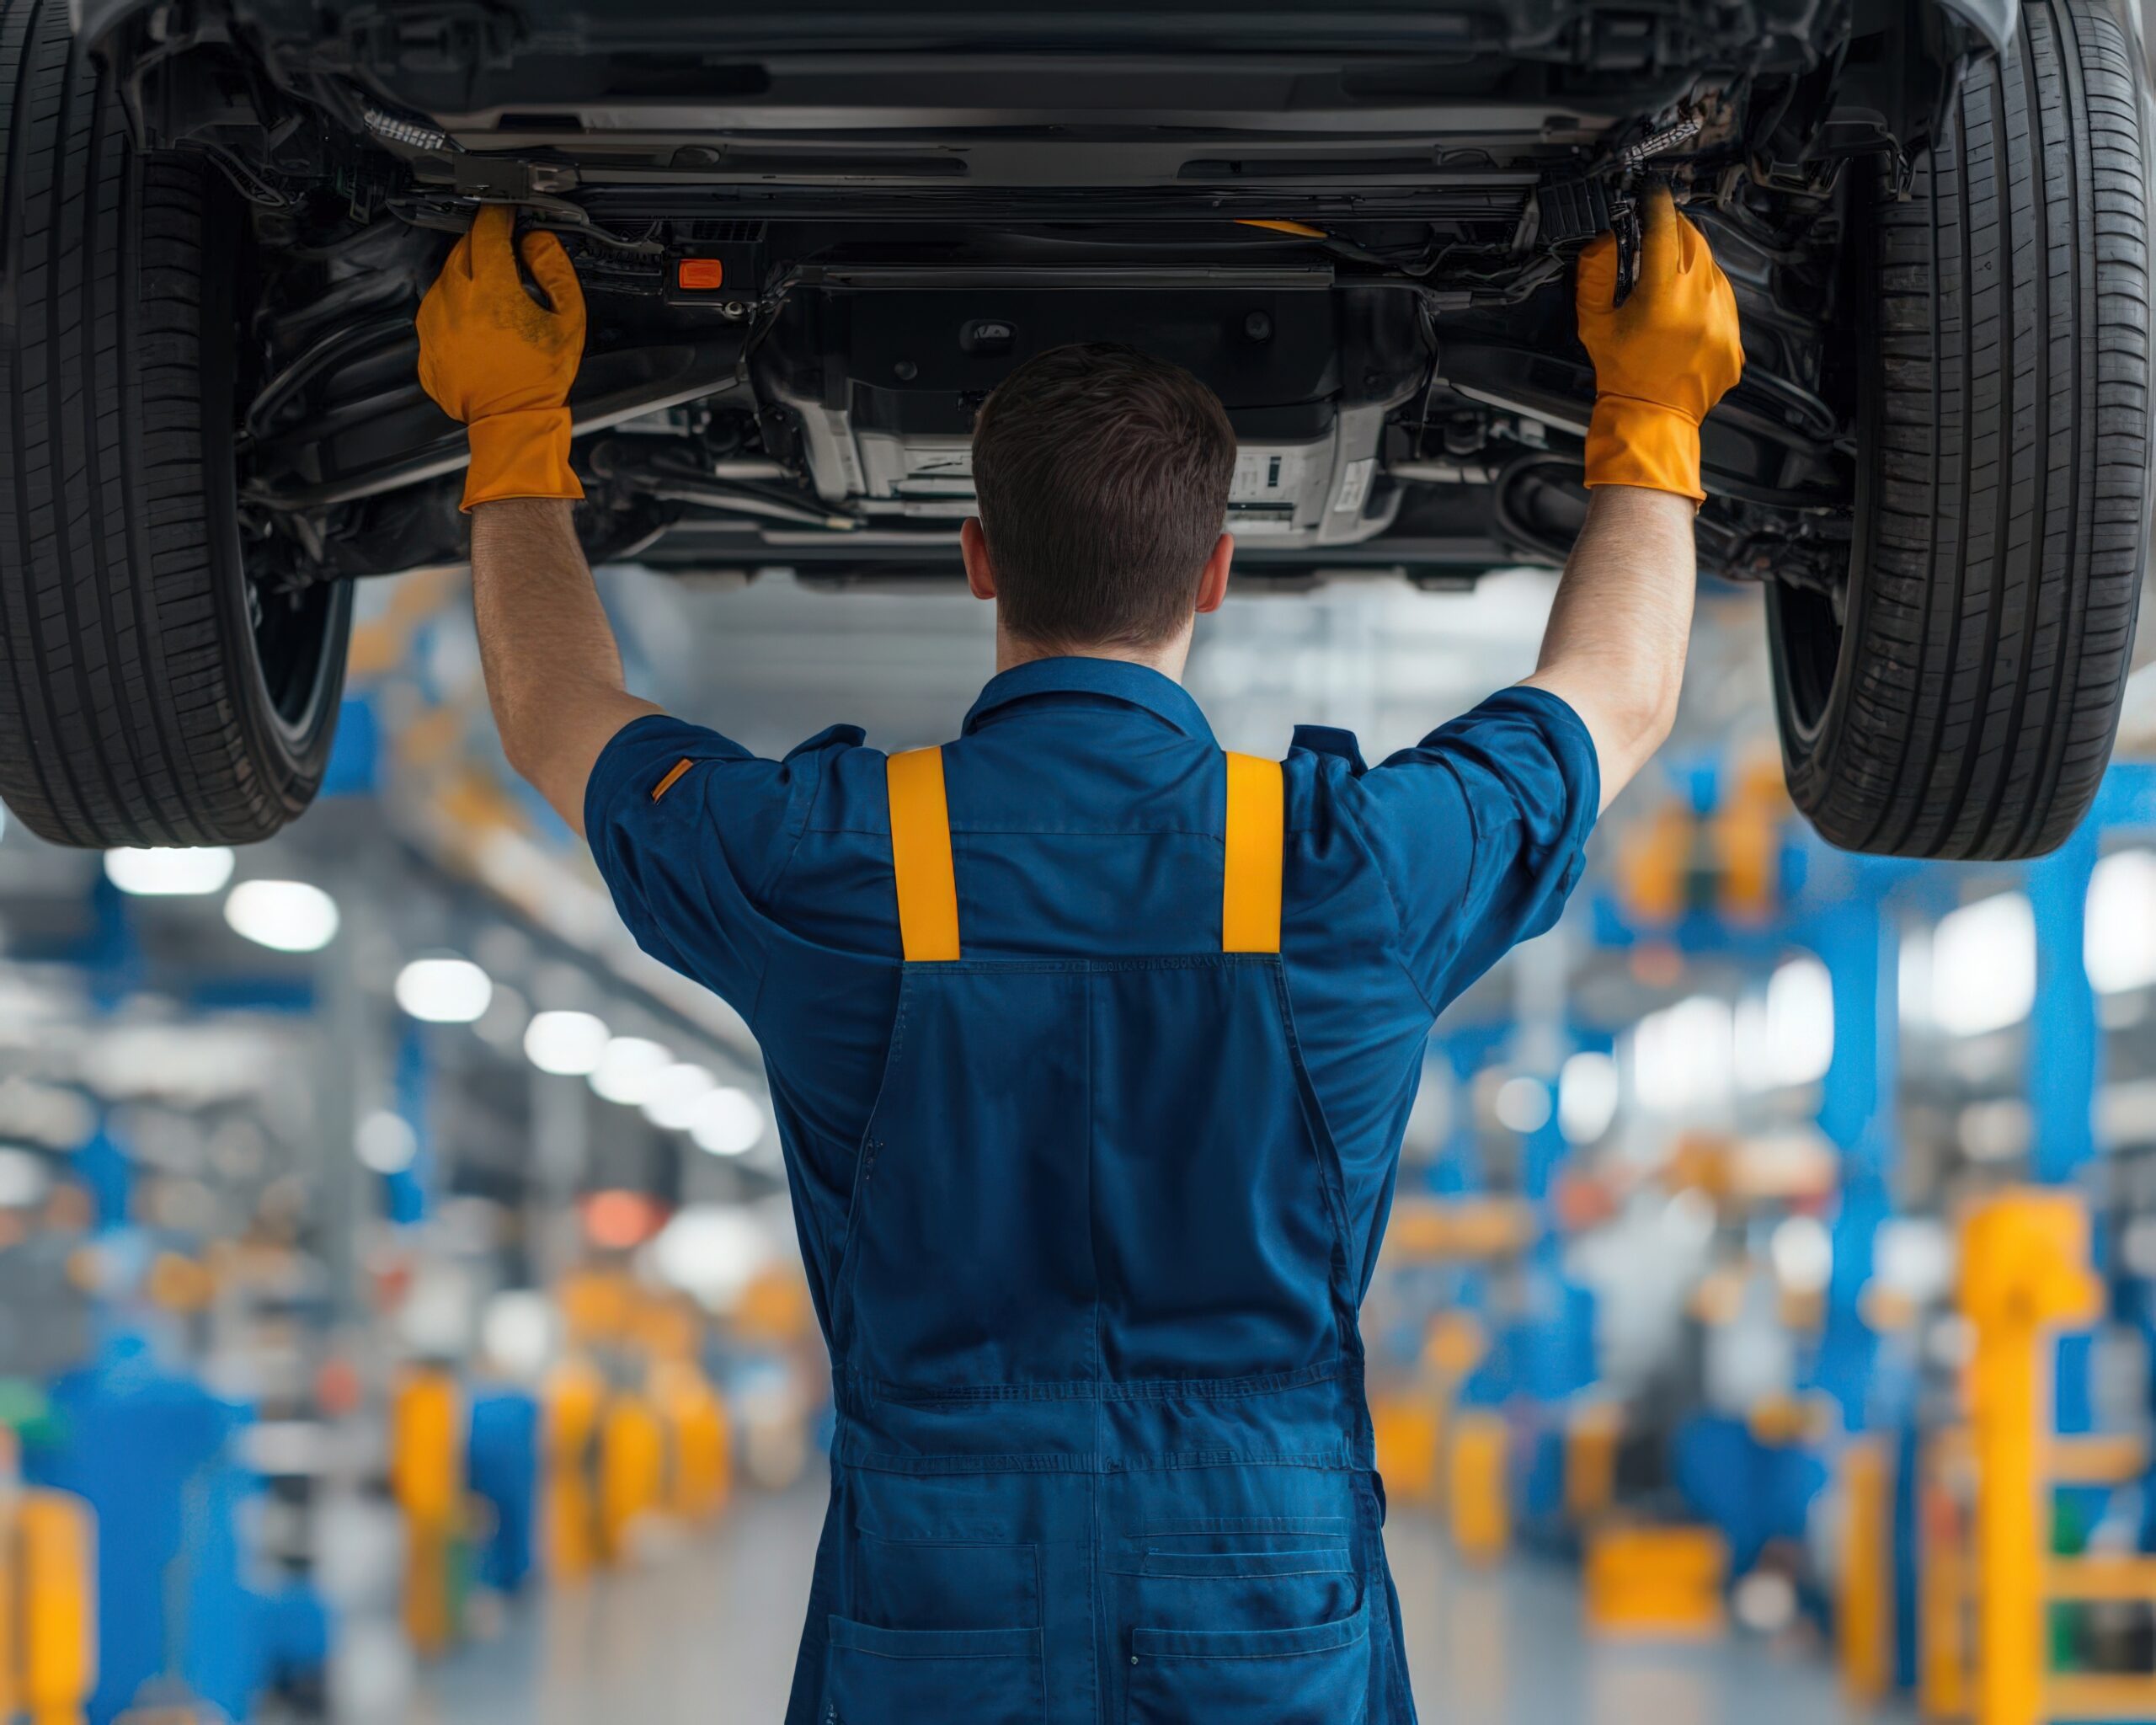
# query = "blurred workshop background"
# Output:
<box><xmin>7</xmin><ymin>548</ymin><xmax>2156</xmax><ymax>1725</ymax></box>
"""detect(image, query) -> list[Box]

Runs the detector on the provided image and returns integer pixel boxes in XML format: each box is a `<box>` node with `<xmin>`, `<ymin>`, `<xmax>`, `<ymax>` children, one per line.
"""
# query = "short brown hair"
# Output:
<box><xmin>969</xmin><ymin>344</ymin><xmax>1235</xmax><ymax>649</ymax></box>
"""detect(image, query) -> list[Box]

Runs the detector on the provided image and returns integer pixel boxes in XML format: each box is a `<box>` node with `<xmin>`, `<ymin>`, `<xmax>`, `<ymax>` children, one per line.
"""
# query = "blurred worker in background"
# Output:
<box><xmin>415</xmin><ymin>188</ymin><xmax>1740</xmax><ymax>1723</ymax></box>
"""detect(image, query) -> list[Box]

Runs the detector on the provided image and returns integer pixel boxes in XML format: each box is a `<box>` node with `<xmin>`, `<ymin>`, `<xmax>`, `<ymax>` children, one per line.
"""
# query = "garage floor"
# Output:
<box><xmin>405</xmin><ymin>1483</ymin><xmax>1894</xmax><ymax>1725</ymax></box>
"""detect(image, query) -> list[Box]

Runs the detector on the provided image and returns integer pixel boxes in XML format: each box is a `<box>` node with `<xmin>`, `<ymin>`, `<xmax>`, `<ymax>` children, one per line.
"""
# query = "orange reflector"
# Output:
<box><xmin>675</xmin><ymin>258</ymin><xmax>724</xmax><ymax>290</ymax></box>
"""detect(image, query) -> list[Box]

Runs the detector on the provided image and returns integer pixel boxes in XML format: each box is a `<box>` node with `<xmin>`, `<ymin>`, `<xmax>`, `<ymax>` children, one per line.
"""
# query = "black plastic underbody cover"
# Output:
<box><xmin>752</xmin><ymin>282</ymin><xmax>1428</xmax><ymax>442</ymax></box>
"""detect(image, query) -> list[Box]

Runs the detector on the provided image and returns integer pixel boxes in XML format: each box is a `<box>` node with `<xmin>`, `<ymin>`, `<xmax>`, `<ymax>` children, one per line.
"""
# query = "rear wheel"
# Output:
<box><xmin>0</xmin><ymin>0</ymin><xmax>350</xmax><ymax>847</ymax></box>
<box><xmin>1769</xmin><ymin>0</ymin><xmax>2150</xmax><ymax>860</ymax></box>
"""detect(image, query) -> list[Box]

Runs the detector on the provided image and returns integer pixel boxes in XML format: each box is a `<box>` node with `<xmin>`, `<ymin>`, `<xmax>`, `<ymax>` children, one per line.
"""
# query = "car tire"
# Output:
<box><xmin>1768</xmin><ymin>0</ymin><xmax>2149</xmax><ymax>860</ymax></box>
<box><xmin>0</xmin><ymin>0</ymin><xmax>351</xmax><ymax>847</ymax></box>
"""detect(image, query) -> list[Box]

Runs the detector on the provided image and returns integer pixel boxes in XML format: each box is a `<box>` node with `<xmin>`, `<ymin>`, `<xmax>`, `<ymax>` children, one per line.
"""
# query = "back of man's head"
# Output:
<box><xmin>969</xmin><ymin>344</ymin><xmax>1235</xmax><ymax>652</ymax></box>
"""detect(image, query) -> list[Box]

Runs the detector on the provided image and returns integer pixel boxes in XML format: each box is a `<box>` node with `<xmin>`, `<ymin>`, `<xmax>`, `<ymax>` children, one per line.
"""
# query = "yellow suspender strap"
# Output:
<box><xmin>887</xmin><ymin>746</ymin><xmax>961</xmax><ymax>961</ymax></box>
<box><xmin>890</xmin><ymin>745</ymin><xmax>1274</xmax><ymax>959</ymax></box>
<box><xmin>1222</xmin><ymin>751</ymin><xmax>1284</xmax><ymax>955</ymax></box>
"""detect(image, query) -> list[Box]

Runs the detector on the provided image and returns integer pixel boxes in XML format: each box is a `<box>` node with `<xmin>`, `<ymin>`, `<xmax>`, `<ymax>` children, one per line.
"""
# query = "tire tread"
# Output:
<box><xmin>1779</xmin><ymin>0</ymin><xmax>2149</xmax><ymax>860</ymax></box>
<box><xmin>0</xmin><ymin>0</ymin><xmax>344</xmax><ymax>846</ymax></box>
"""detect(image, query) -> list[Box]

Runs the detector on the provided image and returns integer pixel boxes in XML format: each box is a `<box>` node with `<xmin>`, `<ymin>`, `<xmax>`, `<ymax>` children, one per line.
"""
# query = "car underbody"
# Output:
<box><xmin>115</xmin><ymin>1</ymin><xmax>1976</xmax><ymax>595</ymax></box>
<box><xmin>6</xmin><ymin>0</ymin><xmax>2139</xmax><ymax>860</ymax></box>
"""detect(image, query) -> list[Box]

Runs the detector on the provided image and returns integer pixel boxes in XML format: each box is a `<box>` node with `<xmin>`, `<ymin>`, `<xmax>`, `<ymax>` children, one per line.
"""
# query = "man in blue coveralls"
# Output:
<box><xmin>417</xmin><ymin>189</ymin><xmax>1741</xmax><ymax>1722</ymax></box>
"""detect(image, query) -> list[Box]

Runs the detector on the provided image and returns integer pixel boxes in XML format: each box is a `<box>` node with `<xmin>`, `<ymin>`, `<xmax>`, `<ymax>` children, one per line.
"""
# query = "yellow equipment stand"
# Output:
<box><xmin>597</xmin><ymin>1391</ymin><xmax>664</xmax><ymax>1564</ymax></box>
<box><xmin>653</xmin><ymin>1361</ymin><xmax>731</xmax><ymax>1524</ymax></box>
<box><xmin>1582</xmin><ymin>1524</ymin><xmax>1727</xmax><ymax>1638</ymax></box>
<box><xmin>389</xmin><ymin>1366</ymin><xmax>466</xmax><ymax>1658</ymax></box>
<box><xmin>1369</xmin><ymin>1396</ymin><xmax>1444</xmax><ymax>1509</ymax></box>
<box><xmin>1958</xmin><ymin>1190</ymin><xmax>2102</xmax><ymax>1725</ymax></box>
<box><xmin>1915</xmin><ymin>1423</ymin><xmax>2156</xmax><ymax>1721</ymax></box>
<box><xmin>10</xmin><ymin>1488</ymin><xmax>96</xmax><ymax>1725</ymax></box>
<box><xmin>1919</xmin><ymin>1429</ymin><xmax>1973</xmax><ymax>1719</ymax></box>
<box><xmin>542</xmin><ymin>1356</ymin><xmax>606</xmax><ymax>1580</ymax></box>
<box><xmin>1564</xmin><ymin>1402</ymin><xmax>1622</xmax><ymax>1527</ymax></box>
<box><xmin>1839</xmin><ymin>1434</ymin><xmax>1894</xmax><ymax>1704</ymax></box>
<box><xmin>1448</xmin><ymin>1409</ymin><xmax>1510</xmax><ymax>1565</ymax></box>
<box><xmin>1369</xmin><ymin>1311</ymin><xmax>1492</xmax><ymax>1516</ymax></box>
<box><xmin>0</xmin><ymin>1491</ymin><xmax>13</xmax><ymax>1725</ymax></box>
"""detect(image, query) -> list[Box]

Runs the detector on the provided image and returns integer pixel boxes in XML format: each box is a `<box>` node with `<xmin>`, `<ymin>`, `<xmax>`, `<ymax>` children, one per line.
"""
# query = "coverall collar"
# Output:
<box><xmin>962</xmin><ymin>655</ymin><xmax>1216</xmax><ymax>742</ymax></box>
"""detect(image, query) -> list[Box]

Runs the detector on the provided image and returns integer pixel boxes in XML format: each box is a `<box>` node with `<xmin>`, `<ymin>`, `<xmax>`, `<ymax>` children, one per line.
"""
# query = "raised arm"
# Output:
<box><xmin>467</xmin><ymin>499</ymin><xmax>660</xmax><ymax>831</ymax></box>
<box><xmin>416</xmin><ymin>206</ymin><xmax>659</xmax><ymax>833</ymax></box>
<box><xmin>1522</xmin><ymin>187</ymin><xmax>1742</xmax><ymax>809</ymax></box>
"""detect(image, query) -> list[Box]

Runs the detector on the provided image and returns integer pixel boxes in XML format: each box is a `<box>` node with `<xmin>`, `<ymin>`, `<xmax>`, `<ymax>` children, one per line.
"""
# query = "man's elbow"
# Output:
<box><xmin>1633</xmin><ymin>670</ymin><xmax>1684</xmax><ymax>757</ymax></box>
<box><xmin>493</xmin><ymin>715</ymin><xmax>580</xmax><ymax>827</ymax></box>
<box><xmin>1604</xmin><ymin>667</ymin><xmax>1684</xmax><ymax>787</ymax></box>
<box><xmin>495</xmin><ymin>708</ymin><xmax>550</xmax><ymax>789</ymax></box>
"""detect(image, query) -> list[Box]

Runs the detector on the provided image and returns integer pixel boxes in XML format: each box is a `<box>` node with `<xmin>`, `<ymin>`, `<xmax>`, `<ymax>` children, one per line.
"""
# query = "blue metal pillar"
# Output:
<box><xmin>381</xmin><ymin>1023</ymin><xmax>435</xmax><ymax>1225</ymax></box>
<box><xmin>2025</xmin><ymin>824</ymin><xmax>2105</xmax><ymax>1475</ymax></box>
<box><xmin>2028</xmin><ymin>824</ymin><xmax>2100</xmax><ymax>1185</ymax></box>
<box><xmin>1430</xmin><ymin>1039</ymin><xmax>1484</xmax><ymax>1198</ymax></box>
<box><xmin>1805</xmin><ymin>864</ymin><xmax>1902</xmax><ymax>1430</ymax></box>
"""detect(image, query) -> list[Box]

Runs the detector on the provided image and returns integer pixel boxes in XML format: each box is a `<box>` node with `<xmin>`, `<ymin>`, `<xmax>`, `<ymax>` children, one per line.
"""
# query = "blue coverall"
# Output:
<box><xmin>586</xmin><ymin>654</ymin><xmax>1598</xmax><ymax>1725</ymax></box>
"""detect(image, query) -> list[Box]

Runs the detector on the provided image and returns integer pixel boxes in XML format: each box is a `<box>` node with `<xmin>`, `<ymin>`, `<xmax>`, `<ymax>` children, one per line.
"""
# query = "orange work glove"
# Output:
<box><xmin>416</xmin><ymin>204</ymin><xmax>587</xmax><ymax>510</ymax></box>
<box><xmin>1575</xmin><ymin>186</ymin><xmax>1743</xmax><ymax>503</ymax></box>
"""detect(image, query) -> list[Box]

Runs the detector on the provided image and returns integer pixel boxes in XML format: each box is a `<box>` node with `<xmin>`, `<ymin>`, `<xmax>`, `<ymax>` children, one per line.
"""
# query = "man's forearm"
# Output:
<box><xmin>1521</xmin><ymin>484</ymin><xmax>1696</xmax><ymax>809</ymax></box>
<box><xmin>469</xmin><ymin>497</ymin><xmax>661</xmax><ymax>834</ymax></box>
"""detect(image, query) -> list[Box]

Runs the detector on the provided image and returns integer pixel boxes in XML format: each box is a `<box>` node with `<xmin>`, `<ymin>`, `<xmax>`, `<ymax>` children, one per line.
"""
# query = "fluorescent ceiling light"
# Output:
<box><xmin>1558</xmin><ymin>1051</ymin><xmax>1619</xmax><ymax>1145</ymax></box>
<box><xmin>1765</xmin><ymin>956</ymin><xmax>1834</xmax><ymax>1087</ymax></box>
<box><xmin>524</xmin><ymin>1010</ymin><xmax>610</xmax><ymax>1076</ymax></box>
<box><xmin>355</xmin><ymin>1109</ymin><xmax>419</xmax><ymax>1174</ymax></box>
<box><xmin>1932</xmin><ymin>893</ymin><xmax>2035</xmax><ymax>1037</ymax></box>
<box><xmin>648</xmin><ymin>1204</ymin><xmax>771</xmax><ymax>1305</ymax></box>
<box><xmin>590</xmin><ymin>1036</ymin><xmax>672</xmax><ymax>1106</ymax></box>
<box><xmin>394</xmin><ymin>957</ymin><xmax>494</xmax><ymax>1024</ymax></box>
<box><xmin>1769</xmin><ymin>1214</ymin><xmax>1833</xmax><ymax>1295</ymax></box>
<box><xmin>2088</xmin><ymin>848</ymin><xmax>2156</xmax><ymax>995</ymax></box>
<box><xmin>1633</xmin><ymin>994</ymin><xmax>1733</xmax><ymax>1116</ymax></box>
<box><xmin>643</xmin><ymin>1062</ymin><xmax>717</xmax><ymax>1131</ymax></box>
<box><xmin>106</xmin><ymin>846</ymin><xmax>236</xmax><ymax>896</ymax></box>
<box><xmin>690</xmin><ymin>1087</ymin><xmax>766</xmax><ymax>1156</ymax></box>
<box><xmin>480</xmin><ymin>1290</ymin><xmax>558</xmax><ymax>1378</ymax></box>
<box><xmin>223</xmin><ymin>880</ymin><xmax>339</xmax><ymax>953</ymax></box>
<box><xmin>1493</xmin><ymin>1075</ymin><xmax>1551</xmax><ymax>1135</ymax></box>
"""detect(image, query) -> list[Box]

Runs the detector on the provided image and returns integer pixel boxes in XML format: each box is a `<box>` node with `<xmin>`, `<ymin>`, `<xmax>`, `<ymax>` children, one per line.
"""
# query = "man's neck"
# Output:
<box><xmin>995</xmin><ymin>623</ymin><xmax>1193</xmax><ymax>681</ymax></box>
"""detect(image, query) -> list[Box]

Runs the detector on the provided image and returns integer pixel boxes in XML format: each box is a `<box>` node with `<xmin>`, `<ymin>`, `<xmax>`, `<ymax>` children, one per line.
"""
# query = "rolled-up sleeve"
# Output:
<box><xmin>583</xmin><ymin>713</ymin><xmax>834</xmax><ymax>1022</ymax></box>
<box><xmin>1342</xmin><ymin>686</ymin><xmax>1600</xmax><ymax>1013</ymax></box>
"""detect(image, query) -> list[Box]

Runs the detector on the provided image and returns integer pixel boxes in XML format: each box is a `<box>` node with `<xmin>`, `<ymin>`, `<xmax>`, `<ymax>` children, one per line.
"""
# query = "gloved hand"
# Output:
<box><xmin>416</xmin><ymin>204</ymin><xmax>587</xmax><ymax>510</ymax></box>
<box><xmin>1575</xmin><ymin>186</ymin><xmax>1742</xmax><ymax>503</ymax></box>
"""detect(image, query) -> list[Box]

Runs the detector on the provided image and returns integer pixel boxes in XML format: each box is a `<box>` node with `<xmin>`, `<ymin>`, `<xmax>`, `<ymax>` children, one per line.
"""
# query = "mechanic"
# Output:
<box><xmin>415</xmin><ymin>189</ymin><xmax>1740</xmax><ymax>1723</ymax></box>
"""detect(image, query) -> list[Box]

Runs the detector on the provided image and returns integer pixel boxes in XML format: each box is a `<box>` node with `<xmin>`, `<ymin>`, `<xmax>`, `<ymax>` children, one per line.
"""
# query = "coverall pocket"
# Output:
<box><xmin>1125</xmin><ymin>1601</ymin><xmax>1369</xmax><ymax>1725</ymax></box>
<box><xmin>1131</xmin><ymin>1525</ymin><xmax>1353</xmax><ymax>1579</ymax></box>
<box><xmin>825</xmin><ymin>1616</ymin><xmax>1043</xmax><ymax>1725</ymax></box>
<box><xmin>852</xmin><ymin>1533</ymin><xmax>1041</xmax><ymax>1631</ymax></box>
<box><xmin>1138</xmin><ymin>1547</ymin><xmax>1351</xmax><ymax>1579</ymax></box>
<box><xmin>1115</xmin><ymin>1524</ymin><xmax>1356</xmax><ymax>1631</ymax></box>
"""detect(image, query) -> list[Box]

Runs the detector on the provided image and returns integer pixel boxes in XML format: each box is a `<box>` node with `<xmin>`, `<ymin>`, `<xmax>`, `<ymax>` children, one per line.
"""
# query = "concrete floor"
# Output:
<box><xmin>409</xmin><ymin>1482</ymin><xmax>1892</xmax><ymax>1725</ymax></box>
